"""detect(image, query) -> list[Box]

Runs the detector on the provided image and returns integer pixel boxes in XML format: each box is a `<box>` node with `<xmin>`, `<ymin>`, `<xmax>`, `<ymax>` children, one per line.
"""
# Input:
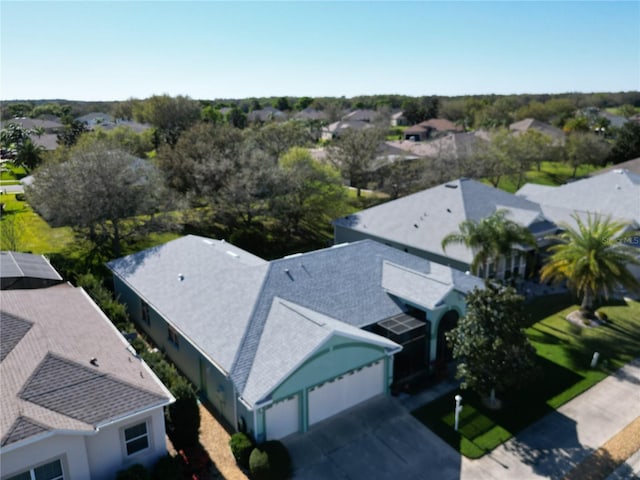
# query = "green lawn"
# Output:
<box><xmin>487</xmin><ymin>161</ymin><xmax>600</xmax><ymax>194</ymax></box>
<box><xmin>0</xmin><ymin>193</ymin><xmax>75</xmax><ymax>254</ymax></box>
<box><xmin>412</xmin><ymin>298</ymin><xmax>640</xmax><ymax>458</ymax></box>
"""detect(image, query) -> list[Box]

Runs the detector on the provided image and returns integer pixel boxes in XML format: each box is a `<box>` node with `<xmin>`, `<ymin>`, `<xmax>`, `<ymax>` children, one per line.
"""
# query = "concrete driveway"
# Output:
<box><xmin>281</xmin><ymin>395</ymin><xmax>461</xmax><ymax>480</ymax></box>
<box><xmin>282</xmin><ymin>358</ymin><xmax>640</xmax><ymax>480</ymax></box>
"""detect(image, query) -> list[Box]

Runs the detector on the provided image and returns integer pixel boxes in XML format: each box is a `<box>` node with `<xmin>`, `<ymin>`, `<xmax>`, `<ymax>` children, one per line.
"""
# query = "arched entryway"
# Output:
<box><xmin>436</xmin><ymin>310</ymin><xmax>459</xmax><ymax>363</ymax></box>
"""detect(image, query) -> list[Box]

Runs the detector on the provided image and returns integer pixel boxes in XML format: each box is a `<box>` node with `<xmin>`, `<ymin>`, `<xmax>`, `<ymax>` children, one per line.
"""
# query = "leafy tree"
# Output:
<box><xmin>618</xmin><ymin>104</ymin><xmax>637</xmax><ymax>118</ymax></box>
<box><xmin>540</xmin><ymin>213</ymin><xmax>640</xmax><ymax>317</ymax></box>
<box><xmin>446</xmin><ymin>283</ymin><xmax>538</xmax><ymax>408</ymax></box>
<box><xmin>57</xmin><ymin>120</ymin><xmax>88</xmax><ymax>148</ymax></box>
<box><xmin>26</xmin><ymin>140</ymin><xmax>177</xmax><ymax>257</ymax></box>
<box><xmin>272</xmin><ymin>147</ymin><xmax>346</xmax><ymax>235</ymax></box>
<box><xmin>76</xmin><ymin>125</ymin><xmax>153</xmax><ymax>158</ymax></box>
<box><xmin>200</xmin><ymin>105</ymin><xmax>223</xmax><ymax>124</ymax></box>
<box><xmin>5</xmin><ymin>102</ymin><xmax>33</xmax><ymax>118</ymax></box>
<box><xmin>564</xmin><ymin>132</ymin><xmax>611</xmax><ymax>177</ymax></box>
<box><xmin>442</xmin><ymin>209</ymin><xmax>537</xmax><ymax>279</ymax></box>
<box><xmin>227</xmin><ymin>106</ymin><xmax>248</xmax><ymax>129</ymax></box>
<box><xmin>377</xmin><ymin>157</ymin><xmax>430</xmax><ymax>199</ymax></box>
<box><xmin>608</xmin><ymin>121</ymin><xmax>640</xmax><ymax>165</ymax></box>
<box><xmin>249</xmin><ymin>121</ymin><xmax>313</xmax><ymax>163</ymax></box>
<box><xmin>273</xmin><ymin>96</ymin><xmax>291</xmax><ymax>111</ymax></box>
<box><xmin>562</xmin><ymin>116</ymin><xmax>590</xmax><ymax>134</ymax></box>
<box><xmin>15</xmin><ymin>137</ymin><xmax>45</xmax><ymax>171</ymax></box>
<box><xmin>327</xmin><ymin>126</ymin><xmax>386</xmax><ymax>196</ymax></box>
<box><xmin>156</xmin><ymin>122</ymin><xmax>244</xmax><ymax>195</ymax></box>
<box><xmin>133</xmin><ymin>94</ymin><xmax>200</xmax><ymax>146</ymax></box>
<box><xmin>295</xmin><ymin>96</ymin><xmax>314</xmax><ymax>110</ymax></box>
<box><xmin>401</xmin><ymin>96</ymin><xmax>439</xmax><ymax>124</ymax></box>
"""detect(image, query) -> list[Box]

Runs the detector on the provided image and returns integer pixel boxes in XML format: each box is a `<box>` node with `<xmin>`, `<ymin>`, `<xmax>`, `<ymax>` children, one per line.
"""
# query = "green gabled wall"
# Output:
<box><xmin>270</xmin><ymin>335</ymin><xmax>390</xmax><ymax>401</ymax></box>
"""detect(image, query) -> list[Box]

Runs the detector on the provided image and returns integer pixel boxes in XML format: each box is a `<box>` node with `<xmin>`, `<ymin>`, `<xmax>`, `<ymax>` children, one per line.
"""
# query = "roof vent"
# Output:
<box><xmin>226</xmin><ymin>250</ymin><xmax>240</xmax><ymax>258</ymax></box>
<box><xmin>178</xmin><ymin>273</ymin><xmax>185</xmax><ymax>281</ymax></box>
<box><xmin>89</xmin><ymin>357</ymin><xmax>99</xmax><ymax>367</ymax></box>
<box><xmin>447</xmin><ymin>208</ymin><xmax>452</xmax><ymax>213</ymax></box>
<box><xmin>445</xmin><ymin>183</ymin><xmax>458</xmax><ymax>189</ymax></box>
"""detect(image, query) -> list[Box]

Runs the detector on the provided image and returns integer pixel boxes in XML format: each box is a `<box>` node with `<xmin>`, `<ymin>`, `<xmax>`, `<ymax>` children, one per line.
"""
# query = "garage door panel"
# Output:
<box><xmin>265</xmin><ymin>395</ymin><xmax>299</xmax><ymax>440</ymax></box>
<box><xmin>309</xmin><ymin>361</ymin><xmax>384</xmax><ymax>426</ymax></box>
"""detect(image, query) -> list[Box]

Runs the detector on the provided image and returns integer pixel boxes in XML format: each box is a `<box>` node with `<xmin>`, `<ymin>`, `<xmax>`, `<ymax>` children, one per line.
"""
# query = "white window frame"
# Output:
<box><xmin>5</xmin><ymin>458</ymin><xmax>65</xmax><ymax>480</ymax></box>
<box><xmin>122</xmin><ymin>420</ymin><xmax>150</xmax><ymax>457</ymax></box>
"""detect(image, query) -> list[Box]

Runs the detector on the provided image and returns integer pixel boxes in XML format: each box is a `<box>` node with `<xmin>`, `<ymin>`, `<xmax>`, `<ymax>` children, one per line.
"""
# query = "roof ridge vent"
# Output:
<box><xmin>226</xmin><ymin>250</ymin><xmax>240</xmax><ymax>258</ymax></box>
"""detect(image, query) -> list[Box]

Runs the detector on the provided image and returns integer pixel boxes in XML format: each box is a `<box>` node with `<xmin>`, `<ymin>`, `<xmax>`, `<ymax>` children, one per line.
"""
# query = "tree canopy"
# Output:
<box><xmin>446</xmin><ymin>283</ymin><xmax>538</xmax><ymax>407</ymax></box>
<box><xmin>26</xmin><ymin>140</ymin><xmax>177</xmax><ymax>256</ymax></box>
<box><xmin>540</xmin><ymin>213</ymin><xmax>640</xmax><ymax>316</ymax></box>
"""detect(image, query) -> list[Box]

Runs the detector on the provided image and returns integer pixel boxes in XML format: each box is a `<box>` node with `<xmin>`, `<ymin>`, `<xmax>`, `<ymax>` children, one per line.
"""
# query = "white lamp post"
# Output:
<box><xmin>454</xmin><ymin>394</ymin><xmax>463</xmax><ymax>431</ymax></box>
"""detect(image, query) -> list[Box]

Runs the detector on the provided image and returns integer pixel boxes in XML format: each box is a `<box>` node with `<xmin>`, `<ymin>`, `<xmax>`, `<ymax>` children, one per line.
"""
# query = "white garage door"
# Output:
<box><xmin>309</xmin><ymin>361</ymin><xmax>384</xmax><ymax>426</ymax></box>
<box><xmin>265</xmin><ymin>395</ymin><xmax>299</xmax><ymax>440</ymax></box>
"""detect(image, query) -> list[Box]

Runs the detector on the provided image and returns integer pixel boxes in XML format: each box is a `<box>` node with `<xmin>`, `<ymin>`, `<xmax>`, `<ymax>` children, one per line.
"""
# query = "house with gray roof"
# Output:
<box><xmin>334</xmin><ymin>178</ymin><xmax>557</xmax><ymax>280</ymax></box>
<box><xmin>321</xmin><ymin>120</ymin><xmax>372</xmax><ymax>140</ymax></box>
<box><xmin>0</xmin><ymin>279</ymin><xmax>173</xmax><ymax>480</ymax></box>
<box><xmin>516</xmin><ymin>169</ymin><xmax>640</xmax><ymax>281</ymax></box>
<box><xmin>509</xmin><ymin>118</ymin><xmax>565</xmax><ymax>144</ymax></box>
<box><xmin>108</xmin><ymin>236</ymin><xmax>482</xmax><ymax>442</ymax></box>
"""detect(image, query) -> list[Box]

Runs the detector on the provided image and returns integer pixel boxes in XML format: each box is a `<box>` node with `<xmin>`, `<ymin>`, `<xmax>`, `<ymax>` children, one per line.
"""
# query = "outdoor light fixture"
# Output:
<box><xmin>454</xmin><ymin>394</ymin><xmax>463</xmax><ymax>431</ymax></box>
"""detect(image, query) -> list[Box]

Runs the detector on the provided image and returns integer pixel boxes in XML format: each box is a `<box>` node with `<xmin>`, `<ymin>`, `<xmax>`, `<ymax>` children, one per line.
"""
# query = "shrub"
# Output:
<box><xmin>596</xmin><ymin>310</ymin><xmax>609</xmax><ymax>322</ymax></box>
<box><xmin>115</xmin><ymin>463</ymin><xmax>149</xmax><ymax>480</ymax></box>
<box><xmin>249</xmin><ymin>440</ymin><xmax>291</xmax><ymax>480</ymax></box>
<box><xmin>168</xmin><ymin>376</ymin><xmax>200</xmax><ymax>448</ymax></box>
<box><xmin>15</xmin><ymin>193</ymin><xmax>25</xmax><ymax>202</ymax></box>
<box><xmin>229</xmin><ymin>432</ymin><xmax>254</xmax><ymax>469</ymax></box>
<box><xmin>151</xmin><ymin>454</ymin><xmax>184</xmax><ymax>480</ymax></box>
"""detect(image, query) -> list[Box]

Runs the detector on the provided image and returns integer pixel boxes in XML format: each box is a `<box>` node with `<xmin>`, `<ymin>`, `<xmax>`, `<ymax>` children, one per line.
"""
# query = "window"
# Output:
<box><xmin>141</xmin><ymin>301</ymin><xmax>150</xmax><ymax>326</ymax></box>
<box><xmin>7</xmin><ymin>459</ymin><xmax>64</xmax><ymax>480</ymax></box>
<box><xmin>167</xmin><ymin>326</ymin><xmax>179</xmax><ymax>349</ymax></box>
<box><xmin>124</xmin><ymin>422</ymin><xmax>149</xmax><ymax>456</ymax></box>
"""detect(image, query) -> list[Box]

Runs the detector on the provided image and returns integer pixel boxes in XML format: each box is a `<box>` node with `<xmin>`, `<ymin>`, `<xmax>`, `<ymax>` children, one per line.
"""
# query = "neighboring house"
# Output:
<box><xmin>0</xmin><ymin>251</ymin><xmax>63</xmax><ymax>290</ymax></box>
<box><xmin>342</xmin><ymin>109</ymin><xmax>378</xmax><ymax>123</ymax></box>
<box><xmin>0</xmin><ymin>117</ymin><xmax>64</xmax><ymax>133</ymax></box>
<box><xmin>76</xmin><ymin>112</ymin><xmax>115</xmax><ymax>128</ymax></box>
<box><xmin>321</xmin><ymin>120</ymin><xmax>372</xmax><ymax>140</ymax></box>
<box><xmin>390</xmin><ymin>132</ymin><xmax>483</xmax><ymax>160</ymax></box>
<box><xmin>517</xmin><ymin>169</ymin><xmax>640</xmax><ymax>282</ymax></box>
<box><xmin>403</xmin><ymin>119</ymin><xmax>463</xmax><ymax>141</ymax></box>
<box><xmin>592</xmin><ymin>158</ymin><xmax>640</xmax><ymax>176</ymax></box>
<box><xmin>294</xmin><ymin>107</ymin><xmax>328</xmax><ymax>122</ymax></box>
<box><xmin>390</xmin><ymin>111</ymin><xmax>407</xmax><ymax>127</ymax></box>
<box><xmin>334</xmin><ymin>178</ymin><xmax>557</xmax><ymax>280</ymax></box>
<box><xmin>108</xmin><ymin>236</ymin><xmax>482</xmax><ymax>442</ymax></box>
<box><xmin>0</xmin><ymin>256</ymin><xmax>174</xmax><ymax>480</ymax></box>
<box><xmin>599</xmin><ymin>111</ymin><xmax>628</xmax><ymax>129</ymax></box>
<box><xmin>509</xmin><ymin>118</ymin><xmax>565</xmax><ymax>143</ymax></box>
<box><xmin>248</xmin><ymin>107</ymin><xmax>286</xmax><ymax>123</ymax></box>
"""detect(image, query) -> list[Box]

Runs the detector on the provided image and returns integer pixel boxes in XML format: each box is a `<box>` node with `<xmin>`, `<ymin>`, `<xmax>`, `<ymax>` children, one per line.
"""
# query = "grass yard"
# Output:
<box><xmin>488</xmin><ymin>161</ymin><xmax>600</xmax><ymax>194</ymax></box>
<box><xmin>412</xmin><ymin>298</ymin><xmax>640</xmax><ymax>458</ymax></box>
<box><xmin>0</xmin><ymin>193</ymin><xmax>74</xmax><ymax>254</ymax></box>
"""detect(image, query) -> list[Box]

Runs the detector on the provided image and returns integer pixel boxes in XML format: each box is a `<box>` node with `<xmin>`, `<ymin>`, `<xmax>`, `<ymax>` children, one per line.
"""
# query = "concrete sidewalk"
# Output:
<box><xmin>460</xmin><ymin>357</ymin><xmax>640</xmax><ymax>479</ymax></box>
<box><xmin>283</xmin><ymin>358</ymin><xmax>640</xmax><ymax>479</ymax></box>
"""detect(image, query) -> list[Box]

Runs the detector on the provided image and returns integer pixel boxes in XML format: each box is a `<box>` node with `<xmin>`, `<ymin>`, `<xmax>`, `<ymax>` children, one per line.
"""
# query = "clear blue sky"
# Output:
<box><xmin>1</xmin><ymin>1</ymin><xmax>639</xmax><ymax>101</ymax></box>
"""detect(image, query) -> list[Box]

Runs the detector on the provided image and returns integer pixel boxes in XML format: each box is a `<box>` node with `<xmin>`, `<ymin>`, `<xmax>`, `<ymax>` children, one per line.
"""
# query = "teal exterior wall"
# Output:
<box><xmin>112</xmin><ymin>277</ymin><xmax>236</xmax><ymax>427</ymax></box>
<box><xmin>253</xmin><ymin>335</ymin><xmax>393</xmax><ymax>441</ymax></box>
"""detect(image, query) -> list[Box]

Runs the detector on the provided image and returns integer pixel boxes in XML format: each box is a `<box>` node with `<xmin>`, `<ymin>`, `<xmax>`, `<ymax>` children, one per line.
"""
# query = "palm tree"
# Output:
<box><xmin>441</xmin><ymin>209</ymin><xmax>537</xmax><ymax>279</ymax></box>
<box><xmin>540</xmin><ymin>213</ymin><xmax>640</xmax><ymax>317</ymax></box>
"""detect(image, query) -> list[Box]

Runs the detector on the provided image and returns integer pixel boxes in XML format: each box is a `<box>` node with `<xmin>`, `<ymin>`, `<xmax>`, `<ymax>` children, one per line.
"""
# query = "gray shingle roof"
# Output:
<box><xmin>334</xmin><ymin>178</ymin><xmax>550</xmax><ymax>265</ymax></box>
<box><xmin>110</xmin><ymin>235</ymin><xmax>479</xmax><ymax>406</ymax></box>
<box><xmin>517</xmin><ymin>169</ymin><xmax>640</xmax><ymax>227</ymax></box>
<box><xmin>1</xmin><ymin>416</ymin><xmax>50</xmax><ymax>447</ymax></box>
<box><xmin>0</xmin><ymin>312</ymin><xmax>33</xmax><ymax>362</ymax></box>
<box><xmin>1</xmin><ymin>284</ymin><xmax>173</xmax><ymax>448</ymax></box>
<box><xmin>20</xmin><ymin>353</ymin><xmax>168</xmax><ymax>426</ymax></box>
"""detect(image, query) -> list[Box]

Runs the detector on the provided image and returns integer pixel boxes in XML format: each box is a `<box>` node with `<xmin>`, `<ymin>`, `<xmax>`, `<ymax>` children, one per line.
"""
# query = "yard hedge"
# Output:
<box><xmin>249</xmin><ymin>440</ymin><xmax>291</xmax><ymax>480</ymax></box>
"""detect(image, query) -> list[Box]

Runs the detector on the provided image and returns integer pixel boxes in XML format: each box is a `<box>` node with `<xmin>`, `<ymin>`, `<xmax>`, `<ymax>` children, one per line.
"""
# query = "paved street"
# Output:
<box><xmin>283</xmin><ymin>358</ymin><xmax>640</xmax><ymax>479</ymax></box>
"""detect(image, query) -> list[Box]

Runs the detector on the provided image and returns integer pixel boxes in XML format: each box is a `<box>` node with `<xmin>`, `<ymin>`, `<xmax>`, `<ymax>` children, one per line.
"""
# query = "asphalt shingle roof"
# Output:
<box><xmin>334</xmin><ymin>178</ymin><xmax>550</xmax><ymax>265</ymax></box>
<box><xmin>517</xmin><ymin>169</ymin><xmax>640</xmax><ymax>227</ymax></box>
<box><xmin>110</xmin><ymin>236</ymin><xmax>477</xmax><ymax>406</ymax></box>
<box><xmin>0</xmin><ymin>284</ymin><xmax>173</xmax><ymax>448</ymax></box>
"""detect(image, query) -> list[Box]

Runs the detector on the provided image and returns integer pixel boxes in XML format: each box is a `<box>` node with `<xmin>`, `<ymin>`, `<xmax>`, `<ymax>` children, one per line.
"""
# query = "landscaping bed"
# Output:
<box><xmin>412</xmin><ymin>298</ymin><xmax>640</xmax><ymax>458</ymax></box>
